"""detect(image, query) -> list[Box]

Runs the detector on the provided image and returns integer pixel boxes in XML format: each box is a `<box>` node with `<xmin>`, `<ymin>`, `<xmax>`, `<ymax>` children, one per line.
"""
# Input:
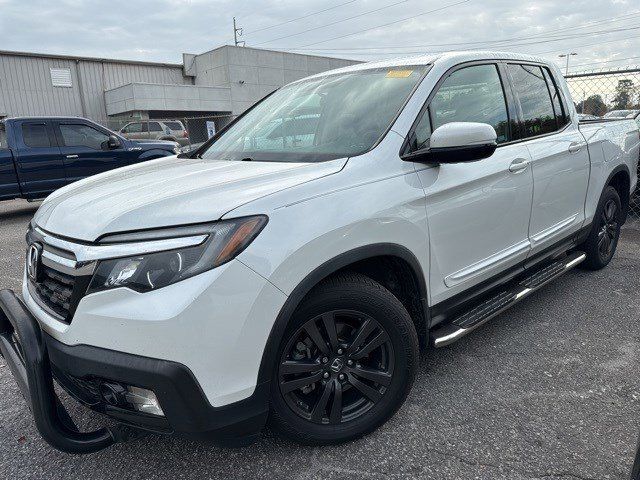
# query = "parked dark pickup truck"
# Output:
<box><xmin>0</xmin><ymin>117</ymin><xmax>179</xmax><ymax>201</ymax></box>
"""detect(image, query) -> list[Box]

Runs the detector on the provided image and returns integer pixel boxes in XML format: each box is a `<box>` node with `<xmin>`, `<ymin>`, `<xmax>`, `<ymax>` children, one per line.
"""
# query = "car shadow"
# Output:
<box><xmin>0</xmin><ymin>201</ymin><xmax>40</xmax><ymax>222</ymax></box>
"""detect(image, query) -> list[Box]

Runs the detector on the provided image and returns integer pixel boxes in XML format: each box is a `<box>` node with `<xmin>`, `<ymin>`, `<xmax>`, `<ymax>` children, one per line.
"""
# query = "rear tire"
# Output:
<box><xmin>581</xmin><ymin>185</ymin><xmax>622</xmax><ymax>270</ymax></box>
<box><xmin>269</xmin><ymin>273</ymin><xmax>419</xmax><ymax>445</ymax></box>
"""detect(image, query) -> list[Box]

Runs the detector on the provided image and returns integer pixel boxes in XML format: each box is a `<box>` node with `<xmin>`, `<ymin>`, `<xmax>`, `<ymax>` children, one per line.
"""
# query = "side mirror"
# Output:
<box><xmin>106</xmin><ymin>135</ymin><xmax>121</xmax><ymax>150</ymax></box>
<box><xmin>402</xmin><ymin>122</ymin><xmax>497</xmax><ymax>163</ymax></box>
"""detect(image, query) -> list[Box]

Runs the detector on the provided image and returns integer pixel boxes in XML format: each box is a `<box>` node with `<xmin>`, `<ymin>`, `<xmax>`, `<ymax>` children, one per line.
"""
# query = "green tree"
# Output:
<box><xmin>612</xmin><ymin>79</ymin><xmax>635</xmax><ymax>110</ymax></box>
<box><xmin>576</xmin><ymin>94</ymin><xmax>607</xmax><ymax>116</ymax></box>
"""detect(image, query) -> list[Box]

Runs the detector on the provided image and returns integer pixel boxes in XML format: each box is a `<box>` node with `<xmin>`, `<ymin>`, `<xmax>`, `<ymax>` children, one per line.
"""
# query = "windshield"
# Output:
<box><xmin>201</xmin><ymin>66</ymin><xmax>428</xmax><ymax>162</ymax></box>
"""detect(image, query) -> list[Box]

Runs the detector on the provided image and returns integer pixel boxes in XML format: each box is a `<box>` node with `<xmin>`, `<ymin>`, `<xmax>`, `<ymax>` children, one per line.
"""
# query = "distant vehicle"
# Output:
<box><xmin>577</xmin><ymin>113</ymin><xmax>600</xmax><ymax>121</ymax></box>
<box><xmin>604</xmin><ymin>109</ymin><xmax>640</xmax><ymax>119</ymax></box>
<box><xmin>120</xmin><ymin>120</ymin><xmax>190</xmax><ymax>146</ymax></box>
<box><xmin>0</xmin><ymin>117</ymin><xmax>179</xmax><ymax>201</ymax></box>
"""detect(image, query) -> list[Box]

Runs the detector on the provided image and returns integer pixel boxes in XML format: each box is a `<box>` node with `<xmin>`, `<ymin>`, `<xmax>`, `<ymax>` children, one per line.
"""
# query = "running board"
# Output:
<box><xmin>431</xmin><ymin>251</ymin><xmax>586</xmax><ymax>348</ymax></box>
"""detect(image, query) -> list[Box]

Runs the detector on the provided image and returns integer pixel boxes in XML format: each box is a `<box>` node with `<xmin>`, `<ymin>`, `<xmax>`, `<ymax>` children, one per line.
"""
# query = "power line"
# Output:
<box><xmin>279</xmin><ymin>9</ymin><xmax>640</xmax><ymax>51</ymax></box>
<box><xmin>247</xmin><ymin>0</ymin><xmax>358</xmax><ymax>34</ymax></box>
<box><xmin>283</xmin><ymin>26</ymin><xmax>640</xmax><ymax>57</ymax></box>
<box><xmin>292</xmin><ymin>0</ymin><xmax>473</xmax><ymax>48</ymax></box>
<box><xmin>253</xmin><ymin>0</ymin><xmax>409</xmax><ymax>45</ymax></box>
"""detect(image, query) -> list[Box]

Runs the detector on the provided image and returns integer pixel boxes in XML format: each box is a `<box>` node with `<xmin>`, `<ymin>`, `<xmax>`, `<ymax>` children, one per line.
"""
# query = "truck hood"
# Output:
<box><xmin>34</xmin><ymin>155</ymin><xmax>347</xmax><ymax>241</ymax></box>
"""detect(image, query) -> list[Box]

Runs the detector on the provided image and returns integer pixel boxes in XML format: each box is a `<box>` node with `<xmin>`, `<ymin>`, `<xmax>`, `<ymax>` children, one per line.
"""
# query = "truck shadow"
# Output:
<box><xmin>0</xmin><ymin>201</ymin><xmax>40</xmax><ymax>223</ymax></box>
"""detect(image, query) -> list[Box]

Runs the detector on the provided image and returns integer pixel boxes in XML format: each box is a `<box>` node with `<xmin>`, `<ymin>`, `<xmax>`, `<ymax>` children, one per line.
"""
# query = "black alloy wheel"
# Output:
<box><xmin>582</xmin><ymin>185</ymin><xmax>623</xmax><ymax>270</ymax></box>
<box><xmin>597</xmin><ymin>198</ymin><xmax>619</xmax><ymax>260</ymax></box>
<box><xmin>269</xmin><ymin>273</ymin><xmax>419</xmax><ymax>445</ymax></box>
<box><xmin>278</xmin><ymin>310</ymin><xmax>394</xmax><ymax>425</ymax></box>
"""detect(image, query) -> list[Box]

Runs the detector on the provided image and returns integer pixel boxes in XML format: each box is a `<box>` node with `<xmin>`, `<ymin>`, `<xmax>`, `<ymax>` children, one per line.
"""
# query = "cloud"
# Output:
<box><xmin>0</xmin><ymin>0</ymin><xmax>637</xmax><ymax>73</ymax></box>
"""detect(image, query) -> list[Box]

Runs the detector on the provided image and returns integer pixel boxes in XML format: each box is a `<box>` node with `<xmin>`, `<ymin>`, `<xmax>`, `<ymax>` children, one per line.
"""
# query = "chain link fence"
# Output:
<box><xmin>565</xmin><ymin>68</ymin><xmax>640</xmax><ymax>218</ymax></box>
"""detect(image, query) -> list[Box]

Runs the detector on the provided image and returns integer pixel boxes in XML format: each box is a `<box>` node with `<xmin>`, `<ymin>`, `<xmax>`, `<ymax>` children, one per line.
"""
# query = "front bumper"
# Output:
<box><xmin>0</xmin><ymin>289</ymin><xmax>270</xmax><ymax>453</ymax></box>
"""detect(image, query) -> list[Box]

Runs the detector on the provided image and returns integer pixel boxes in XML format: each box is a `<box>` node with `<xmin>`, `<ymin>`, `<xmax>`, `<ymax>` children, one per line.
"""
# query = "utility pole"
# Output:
<box><xmin>233</xmin><ymin>17</ymin><xmax>244</xmax><ymax>47</ymax></box>
<box><xmin>558</xmin><ymin>52</ymin><xmax>578</xmax><ymax>75</ymax></box>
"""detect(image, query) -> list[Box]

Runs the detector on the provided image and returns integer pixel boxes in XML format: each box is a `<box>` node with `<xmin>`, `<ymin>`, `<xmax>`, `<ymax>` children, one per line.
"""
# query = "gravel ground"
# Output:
<box><xmin>0</xmin><ymin>198</ymin><xmax>639</xmax><ymax>479</ymax></box>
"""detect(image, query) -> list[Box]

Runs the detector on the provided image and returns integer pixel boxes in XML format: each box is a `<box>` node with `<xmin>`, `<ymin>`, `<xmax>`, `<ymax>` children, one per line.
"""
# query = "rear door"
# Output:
<box><xmin>0</xmin><ymin>123</ymin><xmax>20</xmax><ymax>199</ymax></box>
<box><xmin>54</xmin><ymin>120</ymin><xmax>131</xmax><ymax>182</ymax></box>
<box><xmin>506</xmin><ymin>64</ymin><xmax>590</xmax><ymax>255</ymax></box>
<box><xmin>13</xmin><ymin>120</ymin><xmax>65</xmax><ymax>198</ymax></box>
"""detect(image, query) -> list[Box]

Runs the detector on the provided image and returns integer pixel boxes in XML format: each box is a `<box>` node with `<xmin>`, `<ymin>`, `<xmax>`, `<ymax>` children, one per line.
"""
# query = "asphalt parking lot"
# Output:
<box><xmin>0</xmin><ymin>198</ymin><xmax>639</xmax><ymax>479</ymax></box>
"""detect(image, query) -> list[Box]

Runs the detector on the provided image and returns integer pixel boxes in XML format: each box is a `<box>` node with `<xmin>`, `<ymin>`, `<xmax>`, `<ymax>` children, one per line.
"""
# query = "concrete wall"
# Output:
<box><xmin>193</xmin><ymin>46</ymin><xmax>360</xmax><ymax>114</ymax></box>
<box><xmin>105</xmin><ymin>83</ymin><xmax>231</xmax><ymax>116</ymax></box>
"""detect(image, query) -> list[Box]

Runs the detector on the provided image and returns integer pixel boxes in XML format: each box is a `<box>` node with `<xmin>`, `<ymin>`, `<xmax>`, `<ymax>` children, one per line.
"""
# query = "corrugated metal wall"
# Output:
<box><xmin>0</xmin><ymin>52</ymin><xmax>190</xmax><ymax>124</ymax></box>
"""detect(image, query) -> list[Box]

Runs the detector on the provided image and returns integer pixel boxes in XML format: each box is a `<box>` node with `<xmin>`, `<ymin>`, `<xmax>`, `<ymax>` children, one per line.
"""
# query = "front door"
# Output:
<box><xmin>506</xmin><ymin>63</ymin><xmax>590</xmax><ymax>255</ymax></box>
<box><xmin>54</xmin><ymin>121</ymin><xmax>130</xmax><ymax>182</ymax></box>
<box><xmin>410</xmin><ymin>63</ymin><xmax>534</xmax><ymax>304</ymax></box>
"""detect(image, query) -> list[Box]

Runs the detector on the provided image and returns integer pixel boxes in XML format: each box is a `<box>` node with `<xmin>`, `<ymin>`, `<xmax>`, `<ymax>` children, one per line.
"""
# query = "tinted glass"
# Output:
<box><xmin>201</xmin><ymin>66</ymin><xmax>428</xmax><ymax>162</ymax></box>
<box><xmin>22</xmin><ymin>123</ymin><xmax>51</xmax><ymax>148</ymax></box>
<box><xmin>124</xmin><ymin>123</ymin><xmax>142</xmax><ymax>133</ymax></box>
<box><xmin>411</xmin><ymin>108</ymin><xmax>432</xmax><ymax>151</ymax></box>
<box><xmin>164</xmin><ymin>121</ymin><xmax>183</xmax><ymax>130</ymax></box>
<box><xmin>60</xmin><ymin>124</ymin><xmax>109</xmax><ymax>149</ymax></box>
<box><xmin>0</xmin><ymin>125</ymin><xmax>7</xmax><ymax>149</ymax></box>
<box><xmin>542</xmin><ymin>68</ymin><xmax>568</xmax><ymax>128</ymax></box>
<box><xmin>149</xmin><ymin>122</ymin><xmax>163</xmax><ymax>132</ymax></box>
<box><xmin>508</xmin><ymin>64</ymin><xmax>557</xmax><ymax>138</ymax></box>
<box><xmin>430</xmin><ymin>64</ymin><xmax>509</xmax><ymax>144</ymax></box>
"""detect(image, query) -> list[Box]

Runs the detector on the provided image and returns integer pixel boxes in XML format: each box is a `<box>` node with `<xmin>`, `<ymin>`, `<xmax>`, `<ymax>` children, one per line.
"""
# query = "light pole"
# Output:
<box><xmin>559</xmin><ymin>52</ymin><xmax>578</xmax><ymax>75</ymax></box>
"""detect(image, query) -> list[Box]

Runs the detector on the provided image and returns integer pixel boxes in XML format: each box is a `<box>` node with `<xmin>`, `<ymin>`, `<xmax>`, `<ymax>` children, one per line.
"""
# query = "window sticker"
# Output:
<box><xmin>386</xmin><ymin>70</ymin><xmax>414</xmax><ymax>78</ymax></box>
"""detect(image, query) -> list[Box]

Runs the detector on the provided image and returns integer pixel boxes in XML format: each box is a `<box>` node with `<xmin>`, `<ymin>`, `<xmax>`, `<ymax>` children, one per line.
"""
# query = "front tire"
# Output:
<box><xmin>269</xmin><ymin>273</ymin><xmax>419</xmax><ymax>445</ymax></box>
<box><xmin>581</xmin><ymin>185</ymin><xmax>622</xmax><ymax>270</ymax></box>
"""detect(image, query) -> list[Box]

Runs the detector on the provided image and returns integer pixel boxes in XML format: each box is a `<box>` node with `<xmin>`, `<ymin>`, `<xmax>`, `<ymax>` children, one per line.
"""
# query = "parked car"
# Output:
<box><xmin>120</xmin><ymin>120</ymin><xmax>190</xmax><ymax>146</ymax></box>
<box><xmin>0</xmin><ymin>117</ymin><xmax>179</xmax><ymax>202</ymax></box>
<box><xmin>0</xmin><ymin>52</ymin><xmax>638</xmax><ymax>454</ymax></box>
<box><xmin>604</xmin><ymin>109</ymin><xmax>640</xmax><ymax>119</ymax></box>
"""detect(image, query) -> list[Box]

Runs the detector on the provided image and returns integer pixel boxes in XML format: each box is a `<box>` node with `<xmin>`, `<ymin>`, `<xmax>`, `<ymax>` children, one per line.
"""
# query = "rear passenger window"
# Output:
<box><xmin>22</xmin><ymin>124</ymin><xmax>51</xmax><ymax>148</ymax></box>
<box><xmin>149</xmin><ymin>122</ymin><xmax>163</xmax><ymax>132</ymax></box>
<box><xmin>542</xmin><ymin>68</ymin><xmax>569</xmax><ymax>129</ymax></box>
<box><xmin>508</xmin><ymin>64</ymin><xmax>557</xmax><ymax>138</ymax></box>
<box><xmin>429</xmin><ymin>64</ymin><xmax>510</xmax><ymax>145</ymax></box>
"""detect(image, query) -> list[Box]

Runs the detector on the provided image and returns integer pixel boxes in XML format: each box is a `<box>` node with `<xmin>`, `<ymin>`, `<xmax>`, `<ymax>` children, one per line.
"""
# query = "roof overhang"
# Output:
<box><xmin>105</xmin><ymin>83</ymin><xmax>232</xmax><ymax>116</ymax></box>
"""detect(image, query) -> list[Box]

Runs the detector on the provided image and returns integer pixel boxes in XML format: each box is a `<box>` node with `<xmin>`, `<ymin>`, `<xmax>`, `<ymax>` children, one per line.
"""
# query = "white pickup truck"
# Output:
<box><xmin>0</xmin><ymin>51</ymin><xmax>638</xmax><ymax>453</ymax></box>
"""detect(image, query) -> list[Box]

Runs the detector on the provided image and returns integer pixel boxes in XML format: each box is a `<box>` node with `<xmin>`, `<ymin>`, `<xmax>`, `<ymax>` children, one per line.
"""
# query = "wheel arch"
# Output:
<box><xmin>257</xmin><ymin>243</ymin><xmax>429</xmax><ymax>385</ymax></box>
<box><xmin>605</xmin><ymin>164</ymin><xmax>631</xmax><ymax>222</ymax></box>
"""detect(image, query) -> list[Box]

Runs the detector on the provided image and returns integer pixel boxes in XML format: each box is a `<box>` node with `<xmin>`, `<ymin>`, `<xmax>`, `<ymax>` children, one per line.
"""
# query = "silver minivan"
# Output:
<box><xmin>120</xmin><ymin>120</ymin><xmax>190</xmax><ymax>146</ymax></box>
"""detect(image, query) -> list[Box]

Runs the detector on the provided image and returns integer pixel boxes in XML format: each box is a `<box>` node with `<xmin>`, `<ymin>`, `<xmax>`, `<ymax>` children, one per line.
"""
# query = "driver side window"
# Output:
<box><xmin>411</xmin><ymin>64</ymin><xmax>510</xmax><ymax>151</ymax></box>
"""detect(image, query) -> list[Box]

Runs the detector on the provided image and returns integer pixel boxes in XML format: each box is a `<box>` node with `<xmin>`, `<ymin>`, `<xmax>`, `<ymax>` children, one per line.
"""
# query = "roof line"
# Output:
<box><xmin>0</xmin><ymin>49</ymin><xmax>184</xmax><ymax>68</ymax></box>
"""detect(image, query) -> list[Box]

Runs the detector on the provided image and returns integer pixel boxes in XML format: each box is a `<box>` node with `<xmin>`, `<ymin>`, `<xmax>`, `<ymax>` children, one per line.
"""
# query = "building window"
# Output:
<box><xmin>50</xmin><ymin>68</ymin><xmax>72</xmax><ymax>88</ymax></box>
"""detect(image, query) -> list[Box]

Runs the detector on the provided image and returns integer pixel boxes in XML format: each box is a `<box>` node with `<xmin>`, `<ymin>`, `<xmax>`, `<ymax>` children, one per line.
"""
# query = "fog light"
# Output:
<box><xmin>123</xmin><ymin>386</ymin><xmax>164</xmax><ymax>416</ymax></box>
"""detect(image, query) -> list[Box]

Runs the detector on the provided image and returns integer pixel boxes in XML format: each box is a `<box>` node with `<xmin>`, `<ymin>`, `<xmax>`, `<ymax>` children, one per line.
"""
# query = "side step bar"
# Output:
<box><xmin>431</xmin><ymin>251</ymin><xmax>586</xmax><ymax>348</ymax></box>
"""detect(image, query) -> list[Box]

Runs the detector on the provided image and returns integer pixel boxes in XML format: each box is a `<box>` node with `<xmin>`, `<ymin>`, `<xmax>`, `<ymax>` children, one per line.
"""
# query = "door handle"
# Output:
<box><xmin>65</xmin><ymin>154</ymin><xmax>79</xmax><ymax>159</ymax></box>
<box><xmin>509</xmin><ymin>158</ymin><xmax>529</xmax><ymax>173</ymax></box>
<box><xmin>568</xmin><ymin>142</ymin><xmax>586</xmax><ymax>154</ymax></box>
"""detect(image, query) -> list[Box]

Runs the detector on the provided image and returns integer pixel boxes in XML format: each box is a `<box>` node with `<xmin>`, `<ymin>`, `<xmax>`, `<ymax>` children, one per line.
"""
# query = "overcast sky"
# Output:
<box><xmin>0</xmin><ymin>0</ymin><xmax>637</xmax><ymax>73</ymax></box>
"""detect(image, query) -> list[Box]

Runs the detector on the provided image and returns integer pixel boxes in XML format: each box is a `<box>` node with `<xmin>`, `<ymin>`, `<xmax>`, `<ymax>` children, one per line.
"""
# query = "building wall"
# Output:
<box><xmin>193</xmin><ymin>46</ymin><xmax>360</xmax><ymax>114</ymax></box>
<box><xmin>0</xmin><ymin>52</ymin><xmax>189</xmax><ymax>123</ymax></box>
<box><xmin>0</xmin><ymin>47</ymin><xmax>360</xmax><ymax>123</ymax></box>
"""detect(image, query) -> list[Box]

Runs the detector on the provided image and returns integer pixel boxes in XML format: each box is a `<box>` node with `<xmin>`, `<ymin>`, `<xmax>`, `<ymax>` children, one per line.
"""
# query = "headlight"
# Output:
<box><xmin>87</xmin><ymin>216</ymin><xmax>267</xmax><ymax>294</ymax></box>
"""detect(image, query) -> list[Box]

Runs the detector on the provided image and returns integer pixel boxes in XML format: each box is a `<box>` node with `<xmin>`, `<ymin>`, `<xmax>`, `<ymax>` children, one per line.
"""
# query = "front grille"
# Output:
<box><xmin>32</xmin><ymin>265</ymin><xmax>76</xmax><ymax>320</ymax></box>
